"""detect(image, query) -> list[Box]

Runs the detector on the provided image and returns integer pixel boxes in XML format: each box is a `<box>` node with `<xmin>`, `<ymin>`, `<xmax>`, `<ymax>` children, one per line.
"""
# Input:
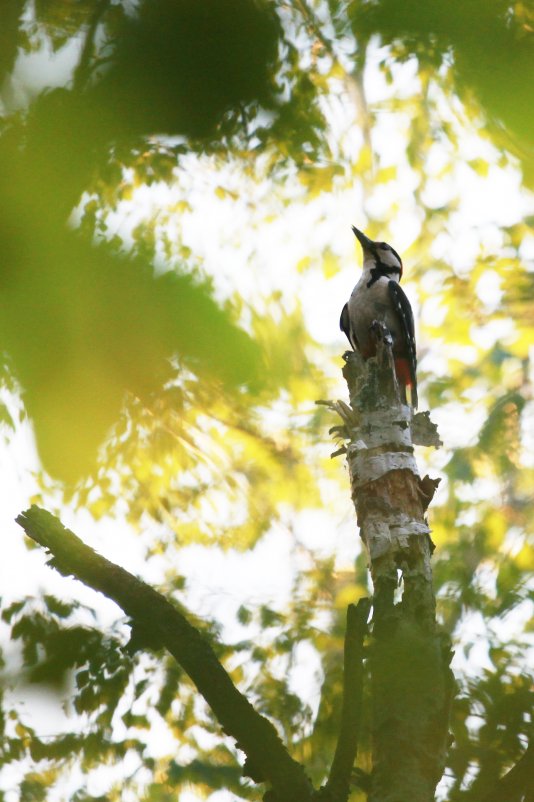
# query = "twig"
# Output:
<box><xmin>323</xmin><ymin>598</ymin><xmax>371</xmax><ymax>801</ymax></box>
<box><xmin>73</xmin><ymin>0</ymin><xmax>111</xmax><ymax>92</ymax></box>
<box><xmin>15</xmin><ymin>506</ymin><xmax>314</xmax><ymax>802</ymax></box>
<box><xmin>291</xmin><ymin>0</ymin><xmax>374</xmax><ymax>165</ymax></box>
<box><xmin>292</xmin><ymin>0</ymin><xmax>337</xmax><ymax>59</ymax></box>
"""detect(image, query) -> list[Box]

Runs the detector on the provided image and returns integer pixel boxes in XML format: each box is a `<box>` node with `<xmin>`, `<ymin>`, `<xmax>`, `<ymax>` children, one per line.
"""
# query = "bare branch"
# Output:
<box><xmin>15</xmin><ymin>506</ymin><xmax>313</xmax><ymax>802</ymax></box>
<box><xmin>73</xmin><ymin>0</ymin><xmax>111</xmax><ymax>92</ymax></box>
<box><xmin>323</xmin><ymin>598</ymin><xmax>371</xmax><ymax>802</ymax></box>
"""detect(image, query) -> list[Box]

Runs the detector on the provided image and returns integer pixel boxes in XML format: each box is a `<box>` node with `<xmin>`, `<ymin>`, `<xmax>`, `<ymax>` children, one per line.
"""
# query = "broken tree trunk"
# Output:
<box><xmin>340</xmin><ymin>330</ymin><xmax>454</xmax><ymax>802</ymax></box>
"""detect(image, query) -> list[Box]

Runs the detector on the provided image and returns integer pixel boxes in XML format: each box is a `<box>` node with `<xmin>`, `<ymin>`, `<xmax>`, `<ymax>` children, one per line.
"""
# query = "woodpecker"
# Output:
<box><xmin>340</xmin><ymin>226</ymin><xmax>418</xmax><ymax>408</ymax></box>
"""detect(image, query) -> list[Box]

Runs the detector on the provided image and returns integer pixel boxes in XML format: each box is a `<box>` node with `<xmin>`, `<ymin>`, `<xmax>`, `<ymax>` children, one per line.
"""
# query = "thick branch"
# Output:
<box><xmin>478</xmin><ymin>740</ymin><xmax>534</xmax><ymax>802</ymax></box>
<box><xmin>324</xmin><ymin>599</ymin><xmax>371</xmax><ymax>802</ymax></box>
<box><xmin>15</xmin><ymin>506</ymin><xmax>313</xmax><ymax>802</ymax></box>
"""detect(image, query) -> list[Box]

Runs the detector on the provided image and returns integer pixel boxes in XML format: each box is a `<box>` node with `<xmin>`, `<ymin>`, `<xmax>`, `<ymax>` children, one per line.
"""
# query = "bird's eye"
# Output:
<box><xmin>379</xmin><ymin>243</ymin><xmax>391</xmax><ymax>250</ymax></box>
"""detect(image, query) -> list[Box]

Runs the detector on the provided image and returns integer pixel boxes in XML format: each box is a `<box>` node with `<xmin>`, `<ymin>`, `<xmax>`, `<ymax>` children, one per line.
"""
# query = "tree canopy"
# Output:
<box><xmin>0</xmin><ymin>2</ymin><xmax>533</xmax><ymax>801</ymax></box>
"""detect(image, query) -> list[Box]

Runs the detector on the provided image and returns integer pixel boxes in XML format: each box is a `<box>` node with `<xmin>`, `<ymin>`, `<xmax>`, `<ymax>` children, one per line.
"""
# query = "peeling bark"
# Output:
<box><xmin>341</xmin><ymin>341</ymin><xmax>454</xmax><ymax>802</ymax></box>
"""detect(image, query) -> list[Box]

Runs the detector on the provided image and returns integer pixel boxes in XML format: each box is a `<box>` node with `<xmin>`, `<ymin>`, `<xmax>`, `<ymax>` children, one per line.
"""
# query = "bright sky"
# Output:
<box><xmin>2</xmin><ymin>27</ymin><xmax>534</xmax><ymax>802</ymax></box>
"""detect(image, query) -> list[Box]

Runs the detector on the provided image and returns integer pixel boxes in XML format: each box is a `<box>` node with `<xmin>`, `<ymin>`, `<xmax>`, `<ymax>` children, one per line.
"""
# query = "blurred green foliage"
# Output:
<box><xmin>0</xmin><ymin>1</ymin><xmax>533</xmax><ymax>801</ymax></box>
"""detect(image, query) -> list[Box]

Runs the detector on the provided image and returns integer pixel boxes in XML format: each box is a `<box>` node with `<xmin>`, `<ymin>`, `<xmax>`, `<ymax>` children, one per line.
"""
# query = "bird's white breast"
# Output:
<box><xmin>348</xmin><ymin>274</ymin><xmax>402</xmax><ymax>354</ymax></box>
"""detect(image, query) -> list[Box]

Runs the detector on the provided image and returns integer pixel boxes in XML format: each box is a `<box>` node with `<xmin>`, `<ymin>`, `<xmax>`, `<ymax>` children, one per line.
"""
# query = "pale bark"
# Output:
<box><xmin>340</xmin><ymin>334</ymin><xmax>454</xmax><ymax>802</ymax></box>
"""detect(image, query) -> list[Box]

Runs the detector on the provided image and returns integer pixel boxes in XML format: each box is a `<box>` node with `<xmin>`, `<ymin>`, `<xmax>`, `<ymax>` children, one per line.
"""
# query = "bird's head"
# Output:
<box><xmin>352</xmin><ymin>226</ymin><xmax>403</xmax><ymax>280</ymax></box>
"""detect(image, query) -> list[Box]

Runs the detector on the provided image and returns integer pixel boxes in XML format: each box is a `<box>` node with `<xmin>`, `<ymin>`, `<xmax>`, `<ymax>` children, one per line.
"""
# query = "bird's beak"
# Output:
<box><xmin>351</xmin><ymin>226</ymin><xmax>374</xmax><ymax>252</ymax></box>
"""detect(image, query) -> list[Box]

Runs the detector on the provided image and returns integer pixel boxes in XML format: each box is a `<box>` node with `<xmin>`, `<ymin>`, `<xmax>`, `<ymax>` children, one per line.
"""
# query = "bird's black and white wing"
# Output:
<box><xmin>340</xmin><ymin>302</ymin><xmax>358</xmax><ymax>351</ymax></box>
<box><xmin>388</xmin><ymin>281</ymin><xmax>418</xmax><ymax>406</ymax></box>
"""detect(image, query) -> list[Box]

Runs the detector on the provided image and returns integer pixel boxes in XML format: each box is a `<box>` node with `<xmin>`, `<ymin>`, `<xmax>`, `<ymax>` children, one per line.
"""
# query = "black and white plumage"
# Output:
<box><xmin>340</xmin><ymin>226</ymin><xmax>418</xmax><ymax>408</ymax></box>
